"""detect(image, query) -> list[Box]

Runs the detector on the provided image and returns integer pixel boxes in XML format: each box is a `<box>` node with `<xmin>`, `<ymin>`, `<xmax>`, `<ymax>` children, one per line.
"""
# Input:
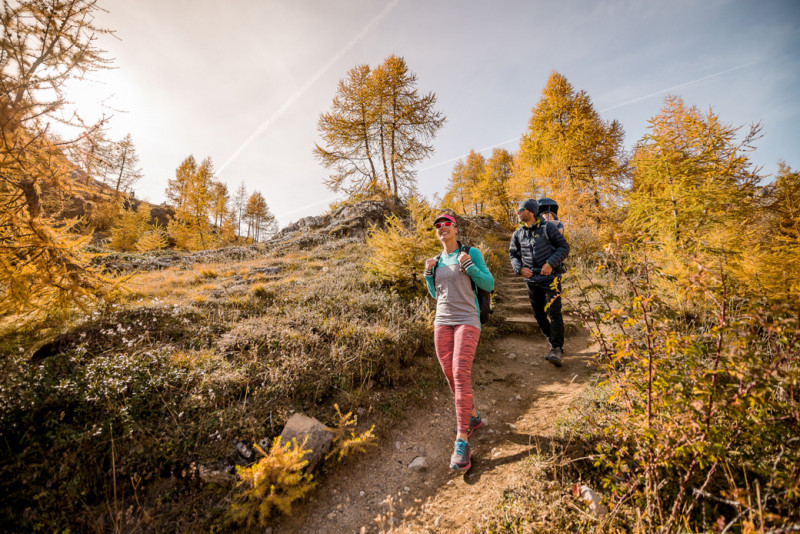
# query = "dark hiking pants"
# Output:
<box><xmin>526</xmin><ymin>281</ymin><xmax>564</xmax><ymax>350</ymax></box>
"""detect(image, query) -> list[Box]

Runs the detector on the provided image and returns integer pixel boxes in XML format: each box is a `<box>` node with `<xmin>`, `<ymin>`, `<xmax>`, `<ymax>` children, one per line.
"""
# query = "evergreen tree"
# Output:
<box><xmin>754</xmin><ymin>163</ymin><xmax>800</xmax><ymax>303</ymax></box>
<box><xmin>366</xmin><ymin>196</ymin><xmax>440</xmax><ymax>291</ymax></box>
<box><xmin>110</xmin><ymin>204</ymin><xmax>151</xmax><ymax>252</ymax></box>
<box><xmin>166</xmin><ymin>155</ymin><xmax>197</xmax><ymax>210</ymax></box>
<box><xmin>211</xmin><ymin>181</ymin><xmax>230</xmax><ymax>229</ymax></box>
<box><xmin>165</xmin><ymin>156</ymin><xmax>217</xmax><ymax>250</ymax></box>
<box><xmin>372</xmin><ymin>55</ymin><xmax>445</xmax><ymax>196</ymax></box>
<box><xmin>482</xmin><ymin>148</ymin><xmax>516</xmax><ymax>226</ymax></box>
<box><xmin>442</xmin><ymin>150</ymin><xmax>485</xmax><ymax>215</ymax></box>
<box><xmin>134</xmin><ymin>224</ymin><xmax>169</xmax><ymax>252</ymax></box>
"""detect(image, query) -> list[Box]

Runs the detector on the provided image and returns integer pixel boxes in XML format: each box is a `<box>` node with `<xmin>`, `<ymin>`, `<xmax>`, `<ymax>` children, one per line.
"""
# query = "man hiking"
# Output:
<box><xmin>509</xmin><ymin>199</ymin><xmax>570</xmax><ymax>366</ymax></box>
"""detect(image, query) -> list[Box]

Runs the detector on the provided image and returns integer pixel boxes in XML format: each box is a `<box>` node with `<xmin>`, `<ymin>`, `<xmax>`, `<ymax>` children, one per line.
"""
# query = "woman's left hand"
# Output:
<box><xmin>458</xmin><ymin>251</ymin><xmax>470</xmax><ymax>264</ymax></box>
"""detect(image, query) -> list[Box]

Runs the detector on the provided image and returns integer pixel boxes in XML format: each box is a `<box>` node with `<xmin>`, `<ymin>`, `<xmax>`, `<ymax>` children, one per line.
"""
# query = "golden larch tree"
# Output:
<box><xmin>441</xmin><ymin>150</ymin><xmax>485</xmax><ymax>215</ymax></box>
<box><xmin>625</xmin><ymin>95</ymin><xmax>761</xmax><ymax>256</ymax></box>
<box><xmin>510</xmin><ymin>71</ymin><xmax>626</xmax><ymax>231</ymax></box>
<box><xmin>0</xmin><ymin>0</ymin><xmax>118</xmax><ymax>329</ymax></box>
<box><xmin>315</xmin><ymin>55</ymin><xmax>444</xmax><ymax>199</ymax></box>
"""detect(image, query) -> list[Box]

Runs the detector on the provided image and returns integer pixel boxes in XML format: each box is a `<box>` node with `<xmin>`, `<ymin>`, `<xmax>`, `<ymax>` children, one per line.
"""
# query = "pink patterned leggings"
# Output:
<box><xmin>434</xmin><ymin>324</ymin><xmax>480</xmax><ymax>435</ymax></box>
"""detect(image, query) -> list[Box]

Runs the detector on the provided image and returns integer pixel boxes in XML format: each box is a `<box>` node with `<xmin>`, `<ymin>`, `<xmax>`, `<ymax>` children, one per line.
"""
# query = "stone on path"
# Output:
<box><xmin>408</xmin><ymin>456</ymin><xmax>429</xmax><ymax>472</ymax></box>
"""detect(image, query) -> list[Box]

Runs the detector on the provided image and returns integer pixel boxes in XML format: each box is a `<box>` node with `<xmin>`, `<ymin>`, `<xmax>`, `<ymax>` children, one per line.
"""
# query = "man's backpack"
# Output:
<box><xmin>432</xmin><ymin>243</ymin><xmax>493</xmax><ymax>324</ymax></box>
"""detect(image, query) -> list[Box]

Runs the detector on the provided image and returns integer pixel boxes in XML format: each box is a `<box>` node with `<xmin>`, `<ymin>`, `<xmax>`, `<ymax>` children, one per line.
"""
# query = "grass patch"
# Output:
<box><xmin>0</xmin><ymin>236</ymin><xmax>443</xmax><ymax>531</ymax></box>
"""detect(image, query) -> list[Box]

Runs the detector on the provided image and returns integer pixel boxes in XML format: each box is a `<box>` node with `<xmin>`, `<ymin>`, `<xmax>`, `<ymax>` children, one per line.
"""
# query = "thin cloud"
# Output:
<box><xmin>420</xmin><ymin>137</ymin><xmax>518</xmax><ymax>172</ymax></box>
<box><xmin>218</xmin><ymin>0</ymin><xmax>400</xmax><ymax>174</ymax></box>
<box><xmin>274</xmin><ymin>194</ymin><xmax>341</xmax><ymax>219</ymax></box>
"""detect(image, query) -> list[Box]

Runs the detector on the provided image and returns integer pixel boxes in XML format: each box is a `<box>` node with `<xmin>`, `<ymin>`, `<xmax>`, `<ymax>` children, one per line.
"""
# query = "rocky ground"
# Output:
<box><xmin>273</xmin><ymin>264</ymin><xmax>595</xmax><ymax>533</ymax></box>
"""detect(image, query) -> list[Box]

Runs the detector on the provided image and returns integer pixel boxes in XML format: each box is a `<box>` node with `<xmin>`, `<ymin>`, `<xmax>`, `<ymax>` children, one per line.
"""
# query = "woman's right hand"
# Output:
<box><xmin>425</xmin><ymin>258</ymin><xmax>438</xmax><ymax>271</ymax></box>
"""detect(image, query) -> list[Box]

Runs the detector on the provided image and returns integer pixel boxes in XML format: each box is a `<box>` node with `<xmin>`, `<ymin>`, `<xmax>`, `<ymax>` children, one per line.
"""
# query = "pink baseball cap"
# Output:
<box><xmin>433</xmin><ymin>213</ymin><xmax>457</xmax><ymax>227</ymax></box>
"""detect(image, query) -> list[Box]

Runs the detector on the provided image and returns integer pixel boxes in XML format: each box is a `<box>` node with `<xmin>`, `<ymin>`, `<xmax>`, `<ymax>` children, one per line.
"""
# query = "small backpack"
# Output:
<box><xmin>432</xmin><ymin>243</ymin><xmax>494</xmax><ymax>324</ymax></box>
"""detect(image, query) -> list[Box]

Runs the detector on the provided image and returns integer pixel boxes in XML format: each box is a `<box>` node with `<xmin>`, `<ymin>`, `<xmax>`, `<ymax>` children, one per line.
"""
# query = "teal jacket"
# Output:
<box><xmin>423</xmin><ymin>244</ymin><xmax>495</xmax><ymax>327</ymax></box>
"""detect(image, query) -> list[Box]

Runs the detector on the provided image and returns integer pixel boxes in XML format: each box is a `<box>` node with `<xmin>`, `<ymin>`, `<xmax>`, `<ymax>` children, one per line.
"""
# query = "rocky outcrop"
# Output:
<box><xmin>326</xmin><ymin>198</ymin><xmax>407</xmax><ymax>239</ymax></box>
<box><xmin>271</xmin><ymin>197</ymin><xmax>407</xmax><ymax>247</ymax></box>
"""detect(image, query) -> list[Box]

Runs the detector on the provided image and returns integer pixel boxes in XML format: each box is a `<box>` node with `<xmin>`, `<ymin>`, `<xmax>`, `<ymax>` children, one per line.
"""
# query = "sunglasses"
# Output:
<box><xmin>517</xmin><ymin>208</ymin><xmax>527</xmax><ymax>213</ymax></box>
<box><xmin>434</xmin><ymin>221</ymin><xmax>454</xmax><ymax>229</ymax></box>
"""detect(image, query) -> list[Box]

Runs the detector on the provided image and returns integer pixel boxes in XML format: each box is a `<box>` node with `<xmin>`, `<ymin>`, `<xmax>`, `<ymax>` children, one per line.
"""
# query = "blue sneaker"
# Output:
<box><xmin>468</xmin><ymin>411</ymin><xmax>483</xmax><ymax>437</ymax></box>
<box><xmin>449</xmin><ymin>438</ymin><xmax>471</xmax><ymax>471</ymax></box>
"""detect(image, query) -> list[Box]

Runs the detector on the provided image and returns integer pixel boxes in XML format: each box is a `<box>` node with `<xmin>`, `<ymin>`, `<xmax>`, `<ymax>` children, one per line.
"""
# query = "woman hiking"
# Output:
<box><xmin>423</xmin><ymin>213</ymin><xmax>494</xmax><ymax>471</ymax></box>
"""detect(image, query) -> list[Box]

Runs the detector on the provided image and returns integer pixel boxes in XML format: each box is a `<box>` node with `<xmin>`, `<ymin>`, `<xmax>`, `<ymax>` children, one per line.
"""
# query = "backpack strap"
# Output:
<box><xmin>540</xmin><ymin>219</ymin><xmax>552</xmax><ymax>245</ymax></box>
<box><xmin>459</xmin><ymin>244</ymin><xmax>479</xmax><ymax>293</ymax></box>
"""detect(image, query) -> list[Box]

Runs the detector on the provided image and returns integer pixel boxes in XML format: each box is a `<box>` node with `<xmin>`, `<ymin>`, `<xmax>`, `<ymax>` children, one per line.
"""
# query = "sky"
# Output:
<box><xmin>64</xmin><ymin>0</ymin><xmax>800</xmax><ymax>228</ymax></box>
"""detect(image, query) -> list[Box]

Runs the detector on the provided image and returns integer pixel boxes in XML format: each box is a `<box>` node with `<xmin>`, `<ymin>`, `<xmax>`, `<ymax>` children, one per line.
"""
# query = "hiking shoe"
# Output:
<box><xmin>449</xmin><ymin>438</ymin><xmax>471</xmax><ymax>471</ymax></box>
<box><xmin>545</xmin><ymin>347</ymin><xmax>563</xmax><ymax>367</ymax></box>
<box><xmin>468</xmin><ymin>411</ymin><xmax>483</xmax><ymax>437</ymax></box>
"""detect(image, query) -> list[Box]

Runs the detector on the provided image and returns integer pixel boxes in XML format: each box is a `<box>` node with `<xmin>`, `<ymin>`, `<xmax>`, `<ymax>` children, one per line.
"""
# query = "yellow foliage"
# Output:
<box><xmin>134</xmin><ymin>227</ymin><xmax>168</xmax><ymax>252</ymax></box>
<box><xmin>624</xmin><ymin>96</ymin><xmax>762</xmax><ymax>299</ymax></box>
<box><xmin>510</xmin><ymin>71</ymin><xmax>626</xmax><ymax>233</ymax></box>
<box><xmin>0</xmin><ymin>0</ymin><xmax>118</xmax><ymax>332</ymax></box>
<box><xmin>746</xmin><ymin>163</ymin><xmax>800</xmax><ymax>303</ymax></box>
<box><xmin>326</xmin><ymin>404</ymin><xmax>377</xmax><ymax>462</ymax></box>
<box><xmin>229</xmin><ymin>437</ymin><xmax>316</xmax><ymax>527</ymax></box>
<box><xmin>365</xmin><ymin>196</ymin><xmax>440</xmax><ymax>290</ymax></box>
<box><xmin>441</xmin><ymin>148</ymin><xmax>516</xmax><ymax>229</ymax></box>
<box><xmin>110</xmin><ymin>204</ymin><xmax>151</xmax><ymax>251</ymax></box>
<box><xmin>0</xmin><ymin>218</ymin><xmax>121</xmax><ymax>333</ymax></box>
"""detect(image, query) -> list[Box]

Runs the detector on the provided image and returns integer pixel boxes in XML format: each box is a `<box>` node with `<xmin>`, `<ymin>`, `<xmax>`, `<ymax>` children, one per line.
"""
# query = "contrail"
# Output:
<box><xmin>218</xmin><ymin>0</ymin><xmax>401</xmax><ymax>174</ymax></box>
<box><xmin>274</xmin><ymin>194</ymin><xmax>341</xmax><ymax>219</ymax></box>
<box><xmin>420</xmin><ymin>62</ymin><xmax>758</xmax><ymax>174</ymax></box>
<box><xmin>419</xmin><ymin>136</ymin><xmax>518</xmax><ymax>172</ymax></box>
<box><xmin>598</xmin><ymin>61</ymin><xmax>757</xmax><ymax>113</ymax></box>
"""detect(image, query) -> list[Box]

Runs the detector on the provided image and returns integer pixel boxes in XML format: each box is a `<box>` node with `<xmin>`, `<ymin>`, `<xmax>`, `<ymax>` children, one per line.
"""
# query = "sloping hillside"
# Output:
<box><xmin>0</xmin><ymin>199</ymin><xmax>512</xmax><ymax>531</ymax></box>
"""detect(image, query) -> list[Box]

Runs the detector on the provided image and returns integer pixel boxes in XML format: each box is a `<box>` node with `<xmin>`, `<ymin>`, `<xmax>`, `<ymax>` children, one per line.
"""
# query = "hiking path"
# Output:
<box><xmin>275</xmin><ymin>264</ymin><xmax>595</xmax><ymax>533</ymax></box>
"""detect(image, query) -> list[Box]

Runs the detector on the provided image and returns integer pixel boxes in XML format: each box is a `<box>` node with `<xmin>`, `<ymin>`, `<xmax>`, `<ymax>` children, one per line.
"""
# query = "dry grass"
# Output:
<box><xmin>0</xmin><ymin>232</ymin><xmax>445</xmax><ymax>531</ymax></box>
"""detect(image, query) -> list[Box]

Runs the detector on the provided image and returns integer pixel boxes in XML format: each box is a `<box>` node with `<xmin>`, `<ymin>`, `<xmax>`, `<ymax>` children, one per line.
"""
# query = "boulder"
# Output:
<box><xmin>279</xmin><ymin>413</ymin><xmax>334</xmax><ymax>471</ymax></box>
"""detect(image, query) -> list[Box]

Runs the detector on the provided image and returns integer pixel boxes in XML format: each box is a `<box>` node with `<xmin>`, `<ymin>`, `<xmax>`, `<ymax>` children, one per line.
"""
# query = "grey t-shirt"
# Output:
<box><xmin>433</xmin><ymin>261</ymin><xmax>480</xmax><ymax>329</ymax></box>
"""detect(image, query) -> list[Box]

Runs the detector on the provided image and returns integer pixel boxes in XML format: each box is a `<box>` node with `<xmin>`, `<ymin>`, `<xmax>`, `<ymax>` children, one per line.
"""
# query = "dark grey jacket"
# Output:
<box><xmin>509</xmin><ymin>219</ymin><xmax>570</xmax><ymax>286</ymax></box>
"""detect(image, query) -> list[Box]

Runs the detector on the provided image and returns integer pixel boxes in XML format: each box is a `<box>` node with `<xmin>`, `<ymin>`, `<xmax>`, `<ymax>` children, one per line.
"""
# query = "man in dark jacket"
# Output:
<box><xmin>508</xmin><ymin>199</ymin><xmax>570</xmax><ymax>366</ymax></box>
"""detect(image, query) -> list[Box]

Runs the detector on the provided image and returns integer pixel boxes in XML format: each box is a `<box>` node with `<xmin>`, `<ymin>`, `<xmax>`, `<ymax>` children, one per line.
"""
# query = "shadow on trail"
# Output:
<box><xmin>464</xmin><ymin>433</ymin><xmax>561</xmax><ymax>485</ymax></box>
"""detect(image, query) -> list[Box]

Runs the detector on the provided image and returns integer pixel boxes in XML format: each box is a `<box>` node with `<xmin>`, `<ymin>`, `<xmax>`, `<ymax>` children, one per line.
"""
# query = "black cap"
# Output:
<box><xmin>518</xmin><ymin>199</ymin><xmax>539</xmax><ymax>215</ymax></box>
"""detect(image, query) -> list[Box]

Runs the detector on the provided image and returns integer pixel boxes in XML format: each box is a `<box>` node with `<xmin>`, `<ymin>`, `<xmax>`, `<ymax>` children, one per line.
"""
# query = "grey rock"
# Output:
<box><xmin>279</xmin><ymin>413</ymin><xmax>334</xmax><ymax>472</ymax></box>
<box><xmin>408</xmin><ymin>456</ymin><xmax>429</xmax><ymax>472</ymax></box>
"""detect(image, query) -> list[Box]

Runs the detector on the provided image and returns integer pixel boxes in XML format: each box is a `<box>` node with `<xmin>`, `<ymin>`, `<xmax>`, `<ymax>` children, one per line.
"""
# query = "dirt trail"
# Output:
<box><xmin>275</xmin><ymin>267</ymin><xmax>595</xmax><ymax>534</ymax></box>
